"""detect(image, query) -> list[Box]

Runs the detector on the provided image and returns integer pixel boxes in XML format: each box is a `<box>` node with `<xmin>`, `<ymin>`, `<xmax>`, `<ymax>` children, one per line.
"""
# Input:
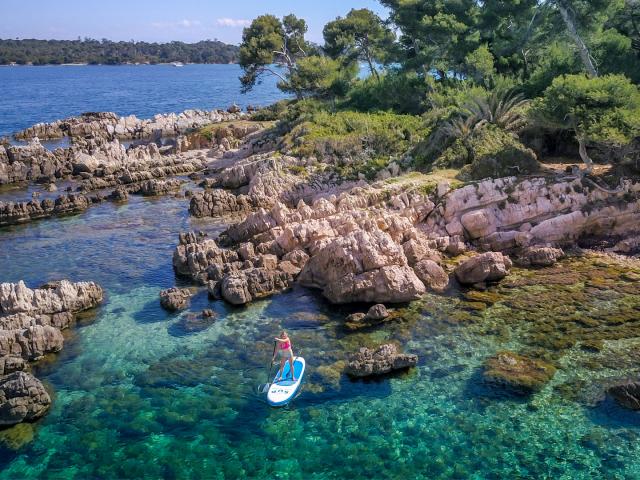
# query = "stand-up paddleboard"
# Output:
<box><xmin>267</xmin><ymin>357</ymin><xmax>305</xmax><ymax>407</ymax></box>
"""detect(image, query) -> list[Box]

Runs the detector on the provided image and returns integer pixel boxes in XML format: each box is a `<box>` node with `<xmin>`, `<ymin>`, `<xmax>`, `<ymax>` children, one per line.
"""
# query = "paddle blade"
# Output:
<box><xmin>258</xmin><ymin>383</ymin><xmax>270</xmax><ymax>394</ymax></box>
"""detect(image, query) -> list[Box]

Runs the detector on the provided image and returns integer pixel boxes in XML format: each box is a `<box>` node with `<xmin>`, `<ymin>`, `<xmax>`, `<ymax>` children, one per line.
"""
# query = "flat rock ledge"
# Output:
<box><xmin>345</xmin><ymin>344</ymin><xmax>418</xmax><ymax>378</ymax></box>
<box><xmin>0</xmin><ymin>280</ymin><xmax>103</xmax><ymax>426</ymax></box>
<box><xmin>483</xmin><ymin>351</ymin><xmax>556</xmax><ymax>395</ymax></box>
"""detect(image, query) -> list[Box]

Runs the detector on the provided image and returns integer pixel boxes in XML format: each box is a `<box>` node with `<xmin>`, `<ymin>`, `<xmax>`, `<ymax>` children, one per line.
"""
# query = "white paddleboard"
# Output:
<box><xmin>267</xmin><ymin>357</ymin><xmax>305</xmax><ymax>407</ymax></box>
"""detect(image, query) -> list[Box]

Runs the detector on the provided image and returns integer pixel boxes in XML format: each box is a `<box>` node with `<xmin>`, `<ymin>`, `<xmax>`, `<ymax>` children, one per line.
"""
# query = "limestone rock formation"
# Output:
<box><xmin>454</xmin><ymin>252</ymin><xmax>512</xmax><ymax>285</ymax></box>
<box><xmin>159</xmin><ymin>288</ymin><xmax>192</xmax><ymax>311</ymax></box>
<box><xmin>345</xmin><ymin>344</ymin><xmax>418</xmax><ymax>377</ymax></box>
<box><xmin>0</xmin><ymin>280</ymin><xmax>103</xmax><ymax>426</ymax></box>
<box><xmin>483</xmin><ymin>351</ymin><xmax>556</xmax><ymax>395</ymax></box>
<box><xmin>0</xmin><ymin>372</ymin><xmax>51</xmax><ymax>425</ymax></box>
<box><xmin>413</xmin><ymin>259</ymin><xmax>450</xmax><ymax>293</ymax></box>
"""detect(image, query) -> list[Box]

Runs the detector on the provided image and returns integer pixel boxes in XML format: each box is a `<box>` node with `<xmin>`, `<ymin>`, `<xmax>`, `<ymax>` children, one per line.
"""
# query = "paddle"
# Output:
<box><xmin>258</xmin><ymin>341</ymin><xmax>277</xmax><ymax>394</ymax></box>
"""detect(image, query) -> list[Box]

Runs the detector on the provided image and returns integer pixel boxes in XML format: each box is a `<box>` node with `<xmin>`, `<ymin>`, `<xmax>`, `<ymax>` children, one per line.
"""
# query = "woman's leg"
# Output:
<box><xmin>288</xmin><ymin>355</ymin><xmax>296</xmax><ymax>381</ymax></box>
<box><xmin>277</xmin><ymin>358</ymin><xmax>286</xmax><ymax>380</ymax></box>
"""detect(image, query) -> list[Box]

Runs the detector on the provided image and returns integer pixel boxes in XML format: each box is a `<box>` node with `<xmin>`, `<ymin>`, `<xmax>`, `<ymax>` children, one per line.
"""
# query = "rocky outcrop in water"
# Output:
<box><xmin>0</xmin><ymin>280</ymin><xmax>103</xmax><ymax>426</ymax></box>
<box><xmin>0</xmin><ymin>372</ymin><xmax>51</xmax><ymax>426</ymax></box>
<box><xmin>345</xmin><ymin>344</ymin><xmax>418</xmax><ymax>377</ymax></box>
<box><xmin>0</xmin><ymin>194</ymin><xmax>93</xmax><ymax>227</ymax></box>
<box><xmin>14</xmin><ymin>109</ymin><xmax>247</xmax><ymax>141</ymax></box>
<box><xmin>159</xmin><ymin>288</ymin><xmax>192</xmax><ymax>311</ymax></box>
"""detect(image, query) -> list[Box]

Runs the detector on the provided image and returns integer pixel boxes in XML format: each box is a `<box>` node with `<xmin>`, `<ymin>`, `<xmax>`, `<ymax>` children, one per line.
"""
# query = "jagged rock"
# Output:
<box><xmin>299</xmin><ymin>230</ymin><xmax>426</xmax><ymax>304</ymax></box>
<box><xmin>109</xmin><ymin>186</ymin><xmax>129</xmax><ymax>202</ymax></box>
<box><xmin>0</xmin><ymin>356</ymin><xmax>27</xmax><ymax>376</ymax></box>
<box><xmin>0</xmin><ymin>325</ymin><xmax>64</xmax><ymax>361</ymax></box>
<box><xmin>413</xmin><ymin>260</ymin><xmax>450</xmax><ymax>293</ymax></box>
<box><xmin>366</xmin><ymin>304</ymin><xmax>389</xmax><ymax>321</ymax></box>
<box><xmin>0</xmin><ymin>372</ymin><xmax>51</xmax><ymax>426</ymax></box>
<box><xmin>0</xmin><ymin>280</ymin><xmax>103</xmax><ymax>316</ymax></box>
<box><xmin>0</xmin><ymin>194</ymin><xmax>92</xmax><ymax>227</ymax></box>
<box><xmin>483</xmin><ymin>351</ymin><xmax>556</xmax><ymax>395</ymax></box>
<box><xmin>607</xmin><ymin>381</ymin><xmax>640</xmax><ymax>410</ymax></box>
<box><xmin>516</xmin><ymin>246</ymin><xmax>565</xmax><ymax>267</ymax></box>
<box><xmin>403</xmin><ymin>239</ymin><xmax>441</xmax><ymax>266</ymax></box>
<box><xmin>159</xmin><ymin>288</ymin><xmax>192</xmax><ymax>311</ymax></box>
<box><xmin>220</xmin><ymin>268</ymin><xmax>292</xmax><ymax>305</ymax></box>
<box><xmin>455</xmin><ymin>252</ymin><xmax>512</xmax><ymax>285</ymax></box>
<box><xmin>134</xmin><ymin>179</ymin><xmax>182</xmax><ymax>197</ymax></box>
<box><xmin>345</xmin><ymin>344</ymin><xmax>418</xmax><ymax>377</ymax></box>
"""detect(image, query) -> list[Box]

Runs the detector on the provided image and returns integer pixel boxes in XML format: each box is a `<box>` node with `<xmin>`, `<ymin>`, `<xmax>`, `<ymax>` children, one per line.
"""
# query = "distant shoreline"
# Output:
<box><xmin>0</xmin><ymin>62</ymin><xmax>238</xmax><ymax>67</ymax></box>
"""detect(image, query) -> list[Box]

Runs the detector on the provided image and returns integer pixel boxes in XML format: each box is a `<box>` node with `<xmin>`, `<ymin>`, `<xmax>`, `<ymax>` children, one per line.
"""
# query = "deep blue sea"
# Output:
<box><xmin>0</xmin><ymin>64</ymin><xmax>286</xmax><ymax>138</ymax></box>
<box><xmin>1</xmin><ymin>65</ymin><xmax>640</xmax><ymax>479</ymax></box>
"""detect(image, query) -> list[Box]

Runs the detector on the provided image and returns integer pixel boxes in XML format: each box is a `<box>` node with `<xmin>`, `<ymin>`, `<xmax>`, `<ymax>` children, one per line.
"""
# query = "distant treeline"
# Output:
<box><xmin>0</xmin><ymin>39</ymin><xmax>240</xmax><ymax>65</ymax></box>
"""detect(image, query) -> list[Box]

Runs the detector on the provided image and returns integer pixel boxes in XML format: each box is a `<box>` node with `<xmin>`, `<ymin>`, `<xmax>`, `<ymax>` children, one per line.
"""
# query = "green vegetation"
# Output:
<box><xmin>532</xmin><ymin>74</ymin><xmax>640</xmax><ymax>171</ymax></box>
<box><xmin>0</xmin><ymin>39</ymin><xmax>238</xmax><ymax>65</ymax></box>
<box><xmin>240</xmin><ymin>1</ymin><xmax>640</xmax><ymax>180</ymax></box>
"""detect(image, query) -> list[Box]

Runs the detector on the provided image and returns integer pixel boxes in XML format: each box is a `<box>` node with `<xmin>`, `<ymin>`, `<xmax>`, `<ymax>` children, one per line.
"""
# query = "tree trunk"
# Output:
<box><xmin>577</xmin><ymin>135</ymin><xmax>594</xmax><ymax>173</ymax></box>
<box><xmin>556</xmin><ymin>1</ymin><xmax>598</xmax><ymax>77</ymax></box>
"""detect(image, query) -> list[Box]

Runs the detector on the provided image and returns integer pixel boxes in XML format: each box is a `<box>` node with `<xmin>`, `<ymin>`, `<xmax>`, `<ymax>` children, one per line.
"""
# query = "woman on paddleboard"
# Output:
<box><xmin>272</xmin><ymin>331</ymin><xmax>296</xmax><ymax>382</ymax></box>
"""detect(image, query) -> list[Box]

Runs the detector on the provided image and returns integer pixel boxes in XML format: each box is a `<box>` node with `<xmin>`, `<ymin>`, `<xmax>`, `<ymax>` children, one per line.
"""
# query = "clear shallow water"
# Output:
<box><xmin>0</xmin><ymin>64</ymin><xmax>286</xmax><ymax>138</ymax></box>
<box><xmin>1</xmin><ymin>65</ymin><xmax>640</xmax><ymax>479</ymax></box>
<box><xmin>0</xmin><ymin>192</ymin><xmax>640</xmax><ymax>478</ymax></box>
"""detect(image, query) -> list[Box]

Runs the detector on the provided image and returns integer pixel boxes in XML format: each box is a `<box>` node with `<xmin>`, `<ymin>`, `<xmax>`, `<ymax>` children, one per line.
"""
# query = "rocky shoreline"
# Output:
<box><xmin>2</xmin><ymin>106</ymin><xmax>640</xmax><ymax>428</ymax></box>
<box><xmin>0</xmin><ymin>280</ymin><xmax>103</xmax><ymax>426</ymax></box>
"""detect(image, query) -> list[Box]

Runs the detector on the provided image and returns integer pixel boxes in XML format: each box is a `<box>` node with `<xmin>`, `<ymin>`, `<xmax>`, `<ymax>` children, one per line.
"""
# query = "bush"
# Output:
<box><xmin>280</xmin><ymin>110</ymin><xmax>429</xmax><ymax>178</ymax></box>
<box><xmin>344</xmin><ymin>71</ymin><xmax>432</xmax><ymax>115</ymax></box>
<box><xmin>426</xmin><ymin>124</ymin><xmax>539</xmax><ymax>180</ymax></box>
<box><xmin>531</xmin><ymin>73</ymin><xmax>640</xmax><ymax>169</ymax></box>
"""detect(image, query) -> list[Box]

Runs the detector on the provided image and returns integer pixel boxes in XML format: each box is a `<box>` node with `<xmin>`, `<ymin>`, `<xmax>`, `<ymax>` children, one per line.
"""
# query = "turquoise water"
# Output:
<box><xmin>1</xmin><ymin>189</ymin><xmax>640</xmax><ymax>478</ymax></box>
<box><xmin>0</xmin><ymin>64</ymin><xmax>286</xmax><ymax>138</ymax></box>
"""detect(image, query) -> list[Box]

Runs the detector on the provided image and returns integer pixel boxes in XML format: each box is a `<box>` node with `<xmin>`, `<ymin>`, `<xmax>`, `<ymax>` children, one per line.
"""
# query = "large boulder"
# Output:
<box><xmin>220</xmin><ymin>268</ymin><xmax>292</xmax><ymax>305</ymax></box>
<box><xmin>159</xmin><ymin>288</ymin><xmax>192</xmax><ymax>311</ymax></box>
<box><xmin>607</xmin><ymin>381</ymin><xmax>640</xmax><ymax>410</ymax></box>
<box><xmin>323</xmin><ymin>265</ymin><xmax>426</xmax><ymax>304</ymax></box>
<box><xmin>413</xmin><ymin>260</ymin><xmax>449</xmax><ymax>293</ymax></box>
<box><xmin>0</xmin><ymin>372</ymin><xmax>51</xmax><ymax>426</ymax></box>
<box><xmin>454</xmin><ymin>252</ymin><xmax>512</xmax><ymax>285</ymax></box>
<box><xmin>483</xmin><ymin>351</ymin><xmax>556</xmax><ymax>395</ymax></box>
<box><xmin>345</xmin><ymin>344</ymin><xmax>418</xmax><ymax>377</ymax></box>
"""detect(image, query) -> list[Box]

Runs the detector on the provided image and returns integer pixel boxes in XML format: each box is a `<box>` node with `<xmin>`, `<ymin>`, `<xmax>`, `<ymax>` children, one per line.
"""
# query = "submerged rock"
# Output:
<box><xmin>483</xmin><ymin>351</ymin><xmax>556</xmax><ymax>395</ymax></box>
<box><xmin>345</xmin><ymin>344</ymin><xmax>418</xmax><ymax>377</ymax></box>
<box><xmin>0</xmin><ymin>372</ymin><xmax>51</xmax><ymax>426</ymax></box>
<box><xmin>455</xmin><ymin>252</ymin><xmax>512</xmax><ymax>285</ymax></box>
<box><xmin>516</xmin><ymin>246</ymin><xmax>565</xmax><ymax>267</ymax></box>
<box><xmin>607</xmin><ymin>381</ymin><xmax>640</xmax><ymax>410</ymax></box>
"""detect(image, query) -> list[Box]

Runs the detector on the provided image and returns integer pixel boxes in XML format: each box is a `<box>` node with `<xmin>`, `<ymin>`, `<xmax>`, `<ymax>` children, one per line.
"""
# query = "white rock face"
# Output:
<box><xmin>0</xmin><ymin>280</ymin><xmax>103</xmax><ymax>316</ymax></box>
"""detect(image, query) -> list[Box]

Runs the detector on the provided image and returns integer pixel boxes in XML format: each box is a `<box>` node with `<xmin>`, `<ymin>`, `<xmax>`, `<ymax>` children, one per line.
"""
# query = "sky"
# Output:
<box><xmin>0</xmin><ymin>0</ymin><xmax>389</xmax><ymax>45</ymax></box>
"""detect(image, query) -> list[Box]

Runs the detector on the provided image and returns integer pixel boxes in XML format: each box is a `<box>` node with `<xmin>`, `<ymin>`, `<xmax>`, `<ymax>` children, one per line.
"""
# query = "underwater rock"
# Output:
<box><xmin>455</xmin><ymin>252</ymin><xmax>512</xmax><ymax>285</ymax></box>
<box><xmin>159</xmin><ymin>288</ymin><xmax>192</xmax><ymax>312</ymax></box>
<box><xmin>0</xmin><ymin>422</ymin><xmax>35</xmax><ymax>450</ymax></box>
<box><xmin>607</xmin><ymin>381</ymin><xmax>640</xmax><ymax>410</ymax></box>
<box><xmin>413</xmin><ymin>259</ymin><xmax>449</xmax><ymax>293</ymax></box>
<box><xmin>516</xmin><ymin>246</ymin><xmax>565</xmax><ymax>267</ymax></box>
<box><xmin>0</xmin><ymin>372</ymin><xmax>51</xmax><ymax>426</ymax></box>
<box><xmin>483</xmin><ymin>351</ymin><xmax>556</xmax><ymax>395</ymax></box>
<box><xmin>345</xmin><ymin>344</ymin><xmax>418</xmax><ymax>377</ymax></box>
<box><xmin>176</xmin><ymin>310</ymin><xmax>217</xmax><ymax>333</ymax></box>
